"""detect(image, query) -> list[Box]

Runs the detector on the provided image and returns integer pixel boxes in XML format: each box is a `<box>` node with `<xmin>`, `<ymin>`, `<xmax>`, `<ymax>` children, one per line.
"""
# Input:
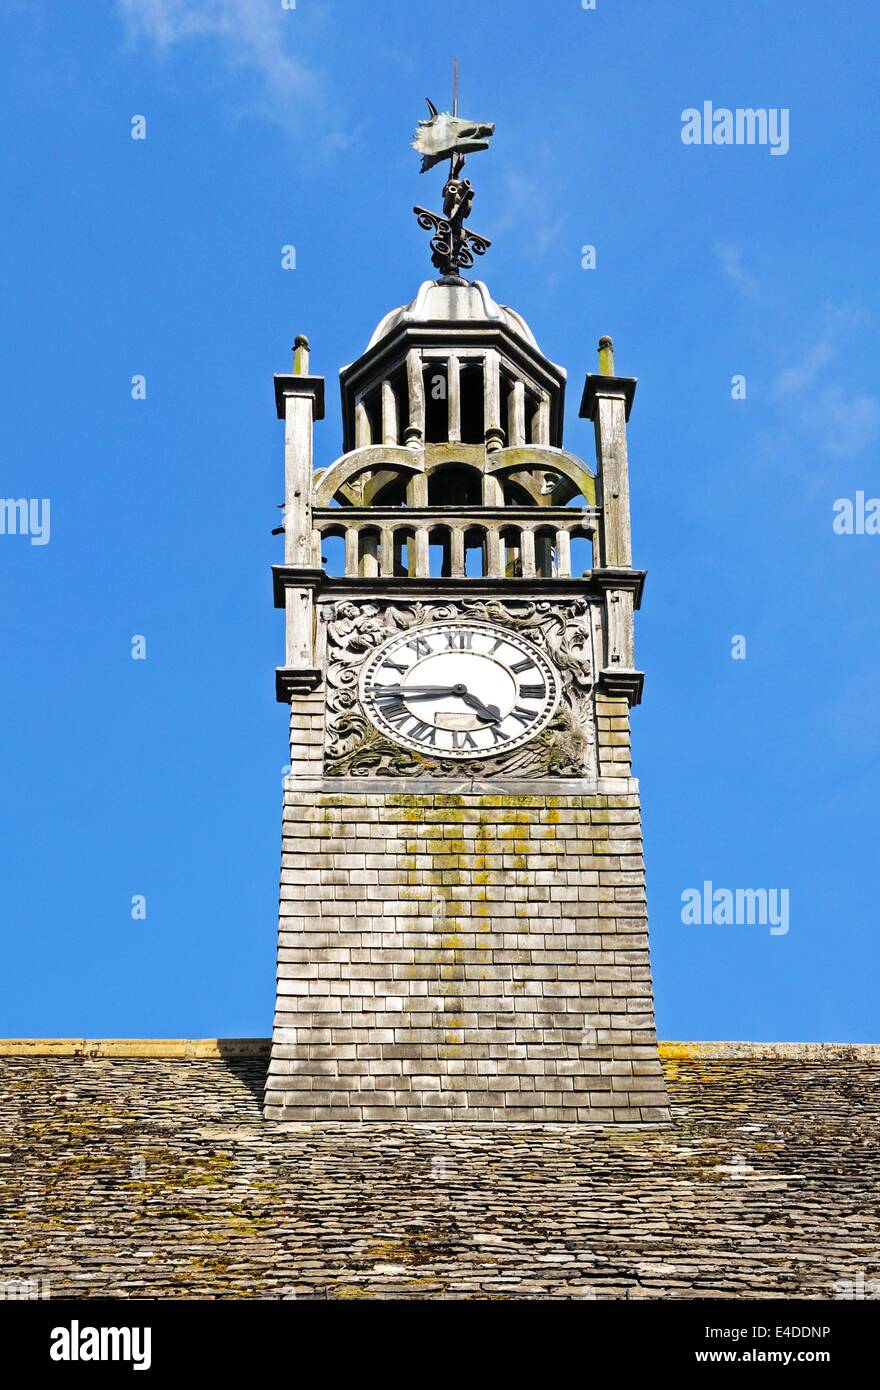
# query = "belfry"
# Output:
<box><xmin>264</xmin><ymin>95</ymin><xmax>670</xmax><ymax>1124</ymax></box>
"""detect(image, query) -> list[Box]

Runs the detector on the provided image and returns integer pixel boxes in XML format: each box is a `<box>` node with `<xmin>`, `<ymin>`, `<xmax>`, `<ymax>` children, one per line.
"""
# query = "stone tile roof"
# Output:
<box><xmin>1</xmin><ymin>1041</ymin><xmax>878</xmax><ymax>1299</ymax></box>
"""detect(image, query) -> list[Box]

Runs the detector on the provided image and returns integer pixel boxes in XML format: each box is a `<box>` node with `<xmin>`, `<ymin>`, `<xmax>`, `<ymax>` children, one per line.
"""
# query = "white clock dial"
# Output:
<box><xmin>359</xmin><ymin>622</ymin><xmax>561</xmax><ymax>760</ymax></box>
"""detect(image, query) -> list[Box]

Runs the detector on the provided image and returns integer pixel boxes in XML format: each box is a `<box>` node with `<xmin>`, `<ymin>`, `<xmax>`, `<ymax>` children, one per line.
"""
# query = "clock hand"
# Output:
<box><xmin>458</xmin><ymin>691</ymin><xmax>501</xmax><ymax>723</ymax></box>
<box><xmin>374</xmin><ymin>684</ymin><xmax>464</xmax><ymax>696</ymax></box>
<box><xmin>374</xmin><ymin>683</ymin><xmax>501</xmax><ymax>724</ymax></box>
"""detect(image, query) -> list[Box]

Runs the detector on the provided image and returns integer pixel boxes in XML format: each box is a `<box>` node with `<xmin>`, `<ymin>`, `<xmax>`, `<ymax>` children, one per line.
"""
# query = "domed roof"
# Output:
<box><xmin>366</xmin><ymin>279</ymin><xmax>540</xmax><ymax>351</ymax></box>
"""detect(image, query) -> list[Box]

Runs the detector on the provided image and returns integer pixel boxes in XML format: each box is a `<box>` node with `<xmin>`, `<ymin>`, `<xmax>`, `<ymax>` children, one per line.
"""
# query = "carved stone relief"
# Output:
<box><xmin>321</xmin><ymin>599</ymin><xmax>598</xmax><ymax>778</ymax></box>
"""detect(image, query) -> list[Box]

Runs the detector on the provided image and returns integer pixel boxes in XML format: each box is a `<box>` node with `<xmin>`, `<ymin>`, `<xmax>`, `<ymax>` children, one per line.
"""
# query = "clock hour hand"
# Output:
<box><xmin>458</xmin><ymin>691</ymin><xmax>501</xmax><ymax>724</ymax></box>
<box><xmin>373</xmin><ymin>683</ymin><xmax>501</xmax><ymax>724</ymax></box>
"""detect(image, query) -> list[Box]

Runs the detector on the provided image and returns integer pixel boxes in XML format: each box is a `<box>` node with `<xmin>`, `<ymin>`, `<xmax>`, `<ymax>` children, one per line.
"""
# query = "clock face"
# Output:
<box><xmin>360</xmin><ymin>622</ymin><xmax>560</xmax><ymax>760</ymax></box>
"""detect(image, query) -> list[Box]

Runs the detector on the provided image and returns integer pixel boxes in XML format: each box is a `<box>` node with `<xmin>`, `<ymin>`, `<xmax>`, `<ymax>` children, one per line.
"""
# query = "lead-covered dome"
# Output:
<box><xmin>367</xmin><ymin>279</ymin><xmax>540</xmax><ymax>351</ymax></box>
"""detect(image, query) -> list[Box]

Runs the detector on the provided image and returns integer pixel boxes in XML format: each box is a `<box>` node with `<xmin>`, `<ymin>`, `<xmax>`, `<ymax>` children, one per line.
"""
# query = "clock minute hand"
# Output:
<box><xmin>374</xmin><ymin>684</ymin><xmax>462</xmax><ymax>696</ymax></box>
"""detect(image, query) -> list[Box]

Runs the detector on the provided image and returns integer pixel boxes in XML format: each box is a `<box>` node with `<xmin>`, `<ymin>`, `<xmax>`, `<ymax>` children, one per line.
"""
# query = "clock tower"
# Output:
<box><xmin>264</xmin><ymin>101</ymin><xmax>670</xmax><ymax>1124</ymax></box>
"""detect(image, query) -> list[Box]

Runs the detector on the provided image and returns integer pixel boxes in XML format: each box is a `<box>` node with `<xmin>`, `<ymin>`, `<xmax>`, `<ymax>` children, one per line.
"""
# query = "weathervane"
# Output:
<box><xmin>411</xmin><ymin>59</ymin><xmax>494</xmax><ymax>284</ymax></box>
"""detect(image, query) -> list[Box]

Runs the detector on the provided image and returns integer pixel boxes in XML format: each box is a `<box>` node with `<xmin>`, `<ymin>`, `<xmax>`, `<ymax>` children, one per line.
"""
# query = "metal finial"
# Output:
<box><xmin>293</xmin><ymin>335</ymin><xmax>310</xmax><ymax>375</ymax></box>
<box><xmin>411</xmin><ymin>76</ymin><xmax>494</xmax><ymax>284</ymax></box>
<box><xmin>598</xmin><ymin>336</ymin><xmax>615</xmax><ymax>376</ymax></box>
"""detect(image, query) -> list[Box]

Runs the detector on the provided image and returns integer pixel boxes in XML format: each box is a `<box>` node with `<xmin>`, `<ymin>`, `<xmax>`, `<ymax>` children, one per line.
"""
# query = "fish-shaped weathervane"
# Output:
<box><xmin>411</xmin><ymin>73</ymin><xmax>495</xmax><ymax>284</ymax></box>
<box><xmin>412</xmin><ymin>98</ymin><xmax>495</xmax><ymax>173</ymax></box>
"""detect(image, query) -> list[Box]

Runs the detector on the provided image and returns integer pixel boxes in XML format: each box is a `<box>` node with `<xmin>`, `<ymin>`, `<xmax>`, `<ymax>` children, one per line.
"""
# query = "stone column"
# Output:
<box><xmin>485</xmin><ymin>525</ymin><xmax>503</xmax><ymax>578</ymax></box>
<box><xmin>508</xmin><ymin>380</ymin><xmax>526</xmax><ymax>447</ymax></box>
<box><xmin>404</xmin><ymin>349</ymin><xmax>424</xmax><ymax>450</ymax></box>
<box><xmin>483</xmin><ymin>349</ymin><xmax>504</xmax><ymax>452</ymax></box>
<box><xmin>520</xmin><ymin>527</ymin><xmax>536</xmax><ymax>579</ymax></box>
<box><xmin>379</xmin><ymin>527</ymin><xmax>395</xmax><ymax>577</ymax></box>
<box><xmin>450</xmin><ymin>526</ymin><xmax>466</xmax><ymax>578</ymax></box>
<box><xmin>555</xmin><ymin>528</ymin><xmax>571</xmax><ymax>578</ymax></box>
<box><xmin>447</xmin><ymin>354</ymin><xmax>461</xmax><ymax>444</ymax></box>
<box><xmin>355</xmin><ymin>398</ymin><xmax>371</xmax><ymax>449</ymax></box>
<box><xmin>381</xmin><ymin>380</ymin><xmax>398</xmax><ymax>446</ymax></box>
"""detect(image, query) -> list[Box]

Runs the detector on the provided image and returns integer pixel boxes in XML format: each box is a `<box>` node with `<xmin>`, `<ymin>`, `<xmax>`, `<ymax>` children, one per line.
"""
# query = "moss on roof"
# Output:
<box><xmin>1</xmin><ymin>1044</ymin><xmax>878</xmax><ymax>1299</ymax></box>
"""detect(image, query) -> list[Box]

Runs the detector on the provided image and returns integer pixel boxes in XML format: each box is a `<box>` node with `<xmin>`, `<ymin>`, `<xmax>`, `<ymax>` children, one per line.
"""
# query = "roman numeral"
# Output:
<box><xmin>509</xmin><ymin>706</ymin><xmax>536</xmax><ymax>726</ymax></box>
<box><xmin>487</xmin><ymin>725</ymin><xmax>506</xmax><ymax>744</ymax></box>
<box><xmin>407</xmin><ymin>636</ymin><xmax>433</xmax><ymax>657</ymax></box>
<box><xmin>518</xmin><ymin>683</ymin><xmax>546</xmax><ymax>700</ymax></box>
<box><xmin>409</xmin><ymin>719</ymin><xmax>436</xmax><ymax>743</ymax></box>
<box><xmin>444</xmin><ymin>629</ymin><xmax>474</xmax><ymax>650</ymax></box>
<box><xmin>510</xmin><ymin>658</ymin><xmax>536</xmax><ymax>674</ymax></box>
<box><xmin>451</xmin><ymin>731</ymin><xmax>478</xmax><ymax>751</ymax></box>
<box><xmin>381</xmin><ymin>658</ymin><xmax>409</xmax><ymax>675</ymax></box>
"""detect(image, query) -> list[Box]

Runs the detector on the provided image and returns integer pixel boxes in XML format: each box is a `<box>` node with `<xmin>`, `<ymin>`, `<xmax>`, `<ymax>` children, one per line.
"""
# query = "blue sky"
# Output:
<box><xmin>1</xmin><ymin>0</ymin><xmax>877</xmax><ymax>1042</ymax></box>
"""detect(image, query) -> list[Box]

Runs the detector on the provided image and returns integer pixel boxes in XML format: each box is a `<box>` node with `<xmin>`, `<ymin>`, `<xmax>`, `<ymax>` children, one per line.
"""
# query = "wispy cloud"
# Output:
<box><xmin>490</xmin><ymin>168</ymin><xmax>566</xmax><ymax>261</ymax></box>
<box><xmin>769</xmin><ymin>305</ymin><xmax>878</xmax><ymax>458</ymax></box>
<box><xmin>713</xmin><ymin>241</ymin><xmax>758</xmax><ymax>298</ymax></box>
<box><xmin>115</xmin><ymin>0</ymin><xmax>347</xmax><ymax>154</ymax></box>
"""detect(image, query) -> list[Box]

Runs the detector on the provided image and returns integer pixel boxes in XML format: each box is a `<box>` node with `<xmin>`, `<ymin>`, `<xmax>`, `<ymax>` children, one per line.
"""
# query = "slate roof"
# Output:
<box><xmin>1</xmin><ymin>1041</ymin><xmax>878</xmax><ymax>1300</ymax></box>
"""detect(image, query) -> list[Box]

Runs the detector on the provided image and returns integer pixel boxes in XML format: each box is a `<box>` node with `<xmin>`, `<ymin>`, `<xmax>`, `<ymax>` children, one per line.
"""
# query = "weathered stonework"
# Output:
<box><xmin>265</xmin><ymin>778</ymin><xmax>669</xmax><ymax>1123</ymax></box>
<box><xmin>268</xmin><ymin>277</ymin><xmax>666</xmax><ymax>1123</ymax></box>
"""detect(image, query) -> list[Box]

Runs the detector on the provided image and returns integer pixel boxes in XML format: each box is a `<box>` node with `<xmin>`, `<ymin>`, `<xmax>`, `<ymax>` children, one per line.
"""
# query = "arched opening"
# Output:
<box><xmin>570</xmin><ymin>527</ymin><xmax>593</xmax><ymax>577</ymax></box>
<box><xmin>424</xmin><ymin>362</ymin><xmax>448</xmax><ymax>443</ymax></box>
<box><xmin>501</xmin><ymin>475</ymin><xmax>537</xmax><ymax>506</ymax></box>
<box><xmin>370</xmin><ymin>473</ymin><xmax>410</xmax><ymax>507</ymax></box>
<box><xmin>428</xmin><ymin>463</ymin><xmax>482</xmax><ymax>508</ymax></box>
<box><xmin>501</xmin><ymin>525</ymin><xmax>522</xmax><ymax>578</ymax></box>
<box><xmin>460</xmin><ymin>362</ymin><xmax>485</xmax><ymax>444</ymax></box>
<box><xmin>464</xmin><ymin>526</ymin><xmax>486</xmax><ymax>578</ymax></box>
<box><xmin>320</xmin><ymin>526</ymin><xmax>346</xmax><ymax>577</ymax></box>
<box><xmin>429</xmin><ymin>525</ymin><xmax>452</xmax><ymax>578</ymax></box>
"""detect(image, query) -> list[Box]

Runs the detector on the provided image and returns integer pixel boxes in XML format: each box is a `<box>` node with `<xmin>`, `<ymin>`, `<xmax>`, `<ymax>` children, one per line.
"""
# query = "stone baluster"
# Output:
<box><xmin>414</xmin><ymin>527</ymin><xmax>429</xmax><ymax>577</ymax></box>
<box><xmin>379</xmin><ymin>527</ymin><xmax>395</xmax><ymax>577</ymax></box>
<box><xmin>555</xmin><ymin>528</ymin><xmax>571</xmax><ymax>578</ymax></box>
<box><xmin>520</xmin><ymin>527</ymin><xmax>536</xmax><ymax>579</ymax></box>
<box><xmin>344</xmin><ymin>527</ymin><xmax>359</xmax><ymax>577</ymax></box>
<box><xmin>485</xmin><ymin>524</ymin><xmax>503</xmax><ymax>578</ymax></box>
<box><xmin>360</xmin><ymin>531</ymin><xmax>379</xmax><ymax>578</ymax></box>
<box><xmin>450</xmin><ymin>526</ymin><xmax>466</xmax><ymax>578</ymax></box>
